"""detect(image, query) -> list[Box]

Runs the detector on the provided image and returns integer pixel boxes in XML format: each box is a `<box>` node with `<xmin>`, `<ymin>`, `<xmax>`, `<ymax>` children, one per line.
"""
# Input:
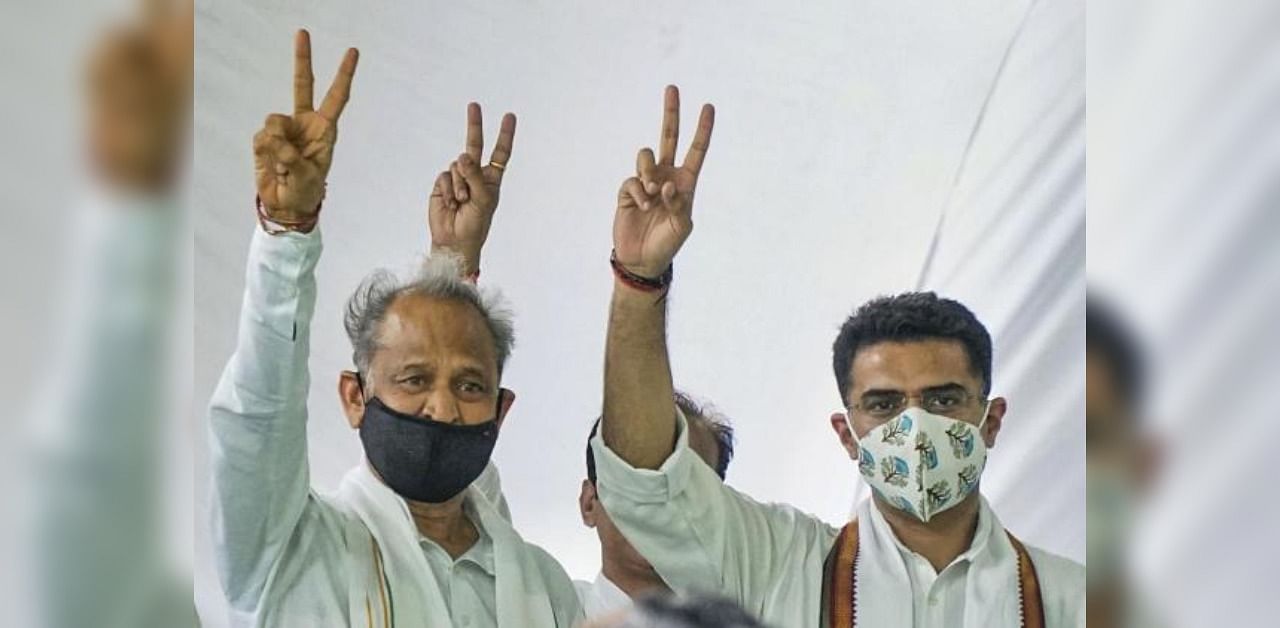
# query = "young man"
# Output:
<box><xmin>590</xmin><ymin>85</ymin><xmax>1084</xmax><ymax>627</ymax></box>
<box><xmin>207</xmin><ymin>30</ymin><xmax>580</xmax><ymax>627</ymax></box>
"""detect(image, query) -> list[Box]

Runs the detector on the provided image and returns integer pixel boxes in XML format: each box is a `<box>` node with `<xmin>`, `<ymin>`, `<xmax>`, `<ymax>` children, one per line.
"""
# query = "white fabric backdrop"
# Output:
<box><xmin>193</xmin><ymin>1</ymin><xmax>1082</xmax><ymax>625</ymax></box>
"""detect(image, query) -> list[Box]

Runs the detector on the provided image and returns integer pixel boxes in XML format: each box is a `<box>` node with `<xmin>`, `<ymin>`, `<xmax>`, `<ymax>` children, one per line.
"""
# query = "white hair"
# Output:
<box><xmin>343</xmin><ymin>252</ymin><xmax>515</xmax><ymax>376</ymax></box>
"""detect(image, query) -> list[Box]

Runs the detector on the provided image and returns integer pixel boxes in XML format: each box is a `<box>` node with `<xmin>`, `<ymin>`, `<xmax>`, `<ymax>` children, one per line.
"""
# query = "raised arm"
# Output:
<box><xmin>425</xmin><ymin>102</ymin><xmax>518</xmax><ymax>517</ymax></box>
<box><xmin>207</xmin><ymin>29</ymin><xmax>357</xmax><ymax>606</ymax></box>
<box><xmin>603</xmin><ymin>85</ymin><xmax>714</xmax><ymax>469</ymax></box>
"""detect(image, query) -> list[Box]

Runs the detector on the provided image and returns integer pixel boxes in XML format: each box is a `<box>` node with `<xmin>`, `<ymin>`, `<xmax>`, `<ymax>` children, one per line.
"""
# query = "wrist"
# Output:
<box><xmin>431</xmin><ymin>244</ymin><xmax>481</xmax><ymax>278</ymax></box>
<box><xmin>610</xmin><ymin>250</ymin><xmax>673</xmax><ymax>294</ymax></box>
<box><xmin>257</xmin><ymin>195</ymin><xmax>321</xmax><ymax>234</ymax></box>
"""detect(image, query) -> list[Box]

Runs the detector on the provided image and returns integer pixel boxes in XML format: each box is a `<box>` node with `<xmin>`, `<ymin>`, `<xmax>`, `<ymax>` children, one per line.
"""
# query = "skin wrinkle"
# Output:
<box><xmin>339</xmin><ymin>292</ymin><xmax>512</xmax><ymax>560</ymax></box>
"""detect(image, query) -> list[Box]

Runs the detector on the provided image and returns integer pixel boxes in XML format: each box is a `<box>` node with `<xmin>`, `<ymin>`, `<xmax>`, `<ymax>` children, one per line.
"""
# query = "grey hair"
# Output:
<box><xmin>617</xmin><ymin>591</ymin><xmax>767</xmax><ymax>628</ymax></box>
<box><xmin>343</xmin><ymin>252</ymin><xmax>515</xmax><ymax>377</ymax></box>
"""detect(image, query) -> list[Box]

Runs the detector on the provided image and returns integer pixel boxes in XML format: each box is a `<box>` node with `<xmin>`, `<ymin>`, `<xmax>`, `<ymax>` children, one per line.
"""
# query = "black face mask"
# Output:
<box><xmin>358</xmin><ymin>396</ymin><xmax>501</xmax><ymax>503</ymax></box>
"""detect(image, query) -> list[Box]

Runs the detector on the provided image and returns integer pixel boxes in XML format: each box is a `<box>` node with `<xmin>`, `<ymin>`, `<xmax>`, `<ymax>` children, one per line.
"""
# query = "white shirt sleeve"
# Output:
<box><xmin>28</xmin><ymin>196</ymin><xmax>188</xmax><ymax>628</ymax></box>
<box><xmin>207</xmin><ymin>226</ymin><xmax>326</xmax><ymax>608</ymax></box>
<box><xmin>590</xmin><ymin>409</ymin><xmax>837</xmax><ymax>613</ymax></box>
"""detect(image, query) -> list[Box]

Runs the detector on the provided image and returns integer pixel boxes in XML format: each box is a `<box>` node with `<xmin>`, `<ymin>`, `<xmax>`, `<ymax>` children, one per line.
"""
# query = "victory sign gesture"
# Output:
<box><xmin>253</xmin><ymin>30</ymin><xmax>358</xmax><ymax>223</ymax></box>
<box><xmin>428</xmin><ymin>103</ymin><xmax>517</xmax><ymax>276</ymax></box>
<box><xmin>613</xmin><ymin>85</ymin><xmax>715</xmax><ymax>279</ymax></box>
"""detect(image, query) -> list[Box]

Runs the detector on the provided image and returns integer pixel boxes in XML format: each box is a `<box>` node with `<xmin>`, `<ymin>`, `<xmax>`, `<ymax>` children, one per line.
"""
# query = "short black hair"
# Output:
<box><xmin>832</xmin><ymin>292</ymin><xmax>993</xmax><ymax>405</ymax></box>
<box><xmin>1086</xmin><ymin>296</ymin><xmax>1144</xmax><ymax>410</ymax></box>
<box><xmin>587</xmin><ymin>391</ymin><xmax>735</xmax><ymax>483</ymax></box>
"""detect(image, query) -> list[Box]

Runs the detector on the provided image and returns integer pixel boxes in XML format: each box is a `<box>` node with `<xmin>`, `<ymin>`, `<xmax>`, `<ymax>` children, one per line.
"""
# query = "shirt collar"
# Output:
<box><xmin>594</xmin><ymin>572</ymin><xmax>633</xmax><ymax>606</ymax></box>
<box><xmin>868</xmin><ymin>494</ymin><xmax>995</xmax><ymax>568</ymax></box>
<box><xmin>417</xmin><ymin>498</ymin><xmax>498</xmax><ymax>577</ymax></box>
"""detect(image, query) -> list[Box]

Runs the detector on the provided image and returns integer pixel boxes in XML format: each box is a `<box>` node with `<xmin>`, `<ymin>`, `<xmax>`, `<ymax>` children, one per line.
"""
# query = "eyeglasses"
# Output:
<box><xmin>850</xmin><ymin>388</ymin><xmax>985</xmax><ymax>421</ymax></box>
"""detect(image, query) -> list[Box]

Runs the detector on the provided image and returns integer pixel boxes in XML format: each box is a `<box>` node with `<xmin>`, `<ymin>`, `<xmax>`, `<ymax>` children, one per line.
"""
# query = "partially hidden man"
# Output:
<box><xmin>207</xmin><ymin>31</ymin><xmax>580</xmax><ymax>627</ymax></box>
<box><xmin>591</xmin><ymin>85</ymin><xmax>1085</xmax><ymax>627</ymax></box>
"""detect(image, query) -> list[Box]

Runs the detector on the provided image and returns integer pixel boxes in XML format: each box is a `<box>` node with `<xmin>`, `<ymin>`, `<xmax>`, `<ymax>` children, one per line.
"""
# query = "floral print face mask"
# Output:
<box><xmin>850</xmin><ymin>402</ymin><xmax>991</xmax><ymax>522</ymax></box>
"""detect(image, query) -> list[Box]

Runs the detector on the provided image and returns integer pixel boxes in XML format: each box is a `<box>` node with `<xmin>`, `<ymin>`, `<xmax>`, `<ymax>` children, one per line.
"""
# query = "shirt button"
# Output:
<box><xmin>928</xmin><ymin>596</ymin><xmax>938</xmax><ymax>607</ymax></box>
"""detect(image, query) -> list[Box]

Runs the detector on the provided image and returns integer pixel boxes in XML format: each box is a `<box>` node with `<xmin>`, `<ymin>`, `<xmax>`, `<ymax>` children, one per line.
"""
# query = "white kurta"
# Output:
<box><xmin>207</xmin><ymin>226</ymin><xmax>582</xmax><ymax>627</ymax></box>
<box><xmin>573</xmin><ymin>573</ymin><xmax>633</xmax><ymax>620</ymax></box>
<box><xmin>591</xmin><ymin>411</ymin><xmax>1084</xmax><ymax>627</ymax></box>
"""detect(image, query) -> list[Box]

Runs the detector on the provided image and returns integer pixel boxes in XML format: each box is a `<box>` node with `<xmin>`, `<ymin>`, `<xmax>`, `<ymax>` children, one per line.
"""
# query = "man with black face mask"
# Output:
<box><xmin>207</xmin><ymin>30</ymin><xmax>580</xmax><ymax>627</ymax></box>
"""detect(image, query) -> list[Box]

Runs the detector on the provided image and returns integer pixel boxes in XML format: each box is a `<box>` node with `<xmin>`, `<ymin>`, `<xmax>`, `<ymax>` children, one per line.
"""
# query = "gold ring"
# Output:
<box><xmin>489</xmin><ymin>160</ymin><xmax>506</xmax><ymax>171</ymax></box>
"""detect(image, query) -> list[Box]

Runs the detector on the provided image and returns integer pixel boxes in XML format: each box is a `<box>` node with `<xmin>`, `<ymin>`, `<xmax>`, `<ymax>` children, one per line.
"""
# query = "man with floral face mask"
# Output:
<box><xmin>590</xmin><ymin>86</ymin><xmax>1083</xmax><ymax>627</ymax></box>
<box><xmin>207</xmin><ymin>30</ymin><xmax>580</xmax><ymax>627</ymax></box>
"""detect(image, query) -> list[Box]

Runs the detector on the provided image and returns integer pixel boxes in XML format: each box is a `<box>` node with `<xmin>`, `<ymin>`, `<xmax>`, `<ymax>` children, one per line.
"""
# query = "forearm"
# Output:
<box><xmin>207</xmin><ymin>226</ymin><xmax>321</xmax><ymax>601</ymax></box>
<box><xmin>601</xmin><ymin>278</ymin><xmax>677</xmax><ymax>469</ymax></box>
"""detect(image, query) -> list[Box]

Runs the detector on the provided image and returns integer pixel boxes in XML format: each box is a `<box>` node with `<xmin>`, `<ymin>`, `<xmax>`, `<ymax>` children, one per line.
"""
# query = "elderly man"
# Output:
<box><xmin>207</xmin><ymin>30</ymin><xmax>580</xmax><ymax>627</ymax></box>
<box><xmin>589</xmin><ymin>85</ymin><xmax>1084</xmax><ymax>627</ymax></box>
<box><xmin>576</xmin><ymin>392</ymin><xmax>735</xmax><ymax>618</ymax></box>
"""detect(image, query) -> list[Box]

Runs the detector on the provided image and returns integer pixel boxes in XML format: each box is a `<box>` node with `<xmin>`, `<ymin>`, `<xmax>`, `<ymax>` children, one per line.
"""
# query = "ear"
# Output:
<box><xmin>339</xmin><ymin>370</ymin><xmax>366</xmax><ymax>429</ymax></box>
<box><xmin>980</xmin><ymin>397</ymin><xmax>1008</xmax><ymax>448</ymax></box>
<box><xmin>495</xmin><ymin>387</ymin><xmax>516</xmax><ymax>428</ymax></box>
<box><xmin>830</xmin><ymin>412</ymin><xmax>858</xmax><ymax>460</ymax></box>
<box><xmin>578</xmin><ymin>479</ymin><xmax>598</xmax><ymax>527</ymax></box>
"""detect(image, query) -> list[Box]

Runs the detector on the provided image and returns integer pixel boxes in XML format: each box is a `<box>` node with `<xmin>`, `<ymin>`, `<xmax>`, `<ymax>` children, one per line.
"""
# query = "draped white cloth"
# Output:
<box><xmin>194</xmin><ymin>1</ymin><xmax>1085</xmax><ymax>624</ymax></box>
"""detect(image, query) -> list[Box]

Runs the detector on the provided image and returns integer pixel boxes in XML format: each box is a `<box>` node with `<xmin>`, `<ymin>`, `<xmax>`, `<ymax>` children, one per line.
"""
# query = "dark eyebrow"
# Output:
<box><xmin>922</xmin><ymin>382</ymin><xmax>968</xmax><ymax>395</ymax></box>
<box><xmin>860</xmin><ymin>388</ymin><xmax>905</xmax><ymax>398</ymax></box>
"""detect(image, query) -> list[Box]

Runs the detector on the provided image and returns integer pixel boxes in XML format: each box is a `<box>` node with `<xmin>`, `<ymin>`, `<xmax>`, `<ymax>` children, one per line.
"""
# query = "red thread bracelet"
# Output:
<box><xmin>610</xmin><ymin>250</ymin><xmax>673</xmax><ymax>292</ymax></box>
<box><xmin>256</xmin><ymin>195</ymin><xmax>322</xmax><ymax>235</ymax></box>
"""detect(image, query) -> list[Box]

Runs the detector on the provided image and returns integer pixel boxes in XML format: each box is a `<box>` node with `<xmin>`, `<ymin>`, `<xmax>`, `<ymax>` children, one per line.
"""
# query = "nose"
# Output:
<box><xmin>423</xmin><ymin>388</ymin><xmax>462</xmax><ymax>424</ymax></box>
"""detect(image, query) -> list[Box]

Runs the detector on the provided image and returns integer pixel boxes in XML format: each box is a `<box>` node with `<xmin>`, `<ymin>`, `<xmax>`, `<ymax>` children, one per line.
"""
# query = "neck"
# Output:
<box><xmin>601</xmin><ymin>555</ymin><xmax>670</xmax><ymax>600</ymax></box>
<box><xmin>407</xmin><ymin>495</ymin><xmax>478</xmax><ymax>560</ymax></box>
<box><xmin>873</xmin><ymin>492</ymin><xmax>982</xmax><ymax>572</ymax></box>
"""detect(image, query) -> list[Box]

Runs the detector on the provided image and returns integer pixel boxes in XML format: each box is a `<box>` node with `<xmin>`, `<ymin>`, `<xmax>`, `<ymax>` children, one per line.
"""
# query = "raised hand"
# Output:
<box><xmin>613</xmin><ymin>85</ymin><xmax>715</xmax><ymax>279</ymax></box>
<box><xmin>428</xmin><ymin>103</ymin><xmax>517</xmax><ymax>275</ymax></box>
<box><xmin>253</xmin><ymin>30</ymin><xmax>358</xmax><ymax>223</ymax></box>
<box><xmin>86</xmin><ymin>0</ymin><xmax>193</xmax><ymax>193</ymax></box>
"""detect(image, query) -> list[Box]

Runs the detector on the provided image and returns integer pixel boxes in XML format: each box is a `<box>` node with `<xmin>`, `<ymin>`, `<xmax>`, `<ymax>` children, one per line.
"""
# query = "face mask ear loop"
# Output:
<box><xmin>845</xmin><ymin>412</ymin><xmax>863</xmax><ymax>449</ymax></box>
<box><xmin>355</xmin><ymin>371</ymin><xmax>371</xmax><ymax>405</ymax></box>
<box><xmin>976</xmin><ymin>399</ymin><xmax>994</xmax><ymax>431</ymax></box>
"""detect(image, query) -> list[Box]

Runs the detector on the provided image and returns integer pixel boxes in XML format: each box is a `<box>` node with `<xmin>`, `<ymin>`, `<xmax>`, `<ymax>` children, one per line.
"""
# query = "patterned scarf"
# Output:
<box><xmin>822</xmin><ymin>520</ymin><xmax>1045</xmax><ymax>627</ymax></box>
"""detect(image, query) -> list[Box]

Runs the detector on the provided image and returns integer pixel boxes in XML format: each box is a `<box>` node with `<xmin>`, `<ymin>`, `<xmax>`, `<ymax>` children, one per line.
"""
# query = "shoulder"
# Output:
<box><xmin>1024</xmin><ymin>544</ymin><xmax>1085</xmax><ymax>627</ymax></box>
<box><xmin>523</xmin><ymin>541</ymin><xmax>584</xmax><ymax>623</ymax></box>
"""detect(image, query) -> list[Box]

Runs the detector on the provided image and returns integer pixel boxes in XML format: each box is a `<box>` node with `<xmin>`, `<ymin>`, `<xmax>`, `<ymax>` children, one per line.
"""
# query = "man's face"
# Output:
<box><xmin>581</xmin><ymin>418</ymin><xmax>723</xmax><ymax>576</ymax></box>
<box><xmin>1086</xmin><ymin>349</ymin><xmax>1138</xmax><ymax>470</ymax></box>
<box><xmin>340</xmin><ymin>293</ymin><xmax>510</xmax><ymax>429</ymax></box>
<box><xmin>830</xmin><ymin>339</ymin><xmax>1005</xmax><ymax>462</ymax></box>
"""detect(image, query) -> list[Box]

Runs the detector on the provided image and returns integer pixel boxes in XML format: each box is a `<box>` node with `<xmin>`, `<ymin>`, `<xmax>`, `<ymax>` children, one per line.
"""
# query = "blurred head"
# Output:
<box><xmin>1085</xmin><ymin>296</ymin><xmax>1153</xmax><ymax>605</ymax></box>
<box><xmin>827</xmin><ymin>293</ymin><xmax>1007</xmax><ymax>494</ymax></box>
<box><xmin>338</xmin><ymin>254</ymin><xmax>516</xmax><ymax>431</ymax></box>
<box><xmin>585</xmin><ymin>590</ymin><xmax>764</xmax><ymax>628</ymax></box>
<box><xmin>581</xmin><ymin>393</ymin><xmax>735</xmax><ymax>581</ymax></box>
<box><xmin>1086</xmin><ymin>297</ymin><xmax>1145</xmax><ymax>464</ymax></box>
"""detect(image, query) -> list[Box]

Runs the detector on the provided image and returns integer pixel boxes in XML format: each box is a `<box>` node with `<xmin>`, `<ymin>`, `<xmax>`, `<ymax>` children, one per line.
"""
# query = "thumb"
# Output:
<box><xmin>457</xmin><ymin>154</ymin><xmax>491</xmax><ymax>206</ymax></box>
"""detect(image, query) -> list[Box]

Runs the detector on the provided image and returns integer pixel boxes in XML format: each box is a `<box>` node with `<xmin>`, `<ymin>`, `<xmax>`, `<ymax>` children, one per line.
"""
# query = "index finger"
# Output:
<box><xmin>488</xmin><ymin>113</ymin><xmax>516</xmax><ymax>169</ymax></box>
<box><xmin>293</xmin><ymin>30</ymin><xmax>314</xmax><ymax>114</ymax></box>
<box><xmin>465</xmin><ymin>102</ymin><xmax>484</xmax><ymax>162</ymax></box>
<box><xmin>682</xmin><ymin>103</ymin><xmax>715</xmax><ymax>175</ymax></box>
<box><xmin>658</xmin><ymin>85</ymin><xmax>680</xmax><ymax>165</ymax></box>
<box><xmin>318</xmin><ymin>47</ymin><xmax>359</xmax><ymax>121</ymax></box>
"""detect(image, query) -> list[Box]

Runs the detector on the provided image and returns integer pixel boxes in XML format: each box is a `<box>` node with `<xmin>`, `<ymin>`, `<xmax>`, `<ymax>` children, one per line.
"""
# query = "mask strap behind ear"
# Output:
<box><xmin>977</xmin><ymin>399</ymin><xmax>994</xmax><ymax>430</ymax></box>
<box><xmin>845</xmin><ymin>412</ymin><xmax>863</xmax><ymax>447</ymax></box>
<box><xmin>355</xmin><ymin>371</ymin><xmax>369</xmax><ymax>404</ymax></box>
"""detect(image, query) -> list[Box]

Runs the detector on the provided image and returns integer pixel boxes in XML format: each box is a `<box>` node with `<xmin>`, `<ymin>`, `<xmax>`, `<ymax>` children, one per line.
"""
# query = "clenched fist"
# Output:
<box><xmin>253</xmin><ymin>30</ymin><xmax>358</xmax><ymax>224</ymax></box>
